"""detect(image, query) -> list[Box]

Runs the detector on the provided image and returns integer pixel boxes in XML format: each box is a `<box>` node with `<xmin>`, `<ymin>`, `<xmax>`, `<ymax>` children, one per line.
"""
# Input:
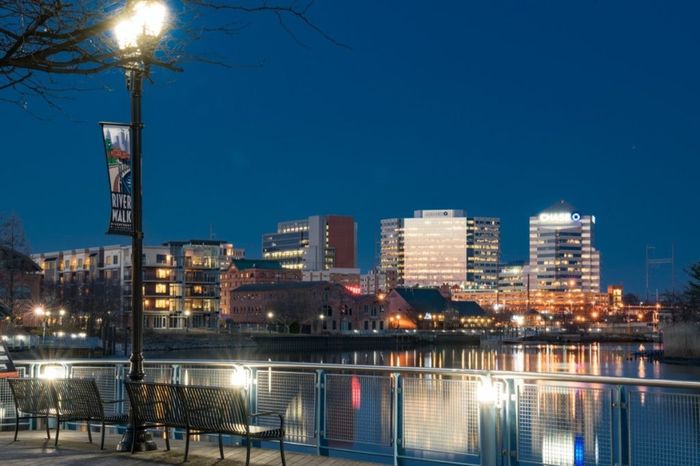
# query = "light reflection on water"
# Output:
<box><xmin>181</xmin><ymin>342</ymin><xmax>700</xmax><ymax>380</ymax></box>
<box><xmin>285</xmin><ymin>343</ymin><xmax>698</xmax><ymax>380</ymax></box>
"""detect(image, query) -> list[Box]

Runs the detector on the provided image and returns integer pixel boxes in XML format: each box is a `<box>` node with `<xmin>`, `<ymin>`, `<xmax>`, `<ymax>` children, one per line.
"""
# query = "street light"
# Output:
<box><xmin>267</xmin><ymin>311</ymin><xmax>274</xmax><ymax>333</ymax></box>
<box><xmin>59</xmin><ymin>308</ymin><xmax>66</xmax><ymax>327</ymax></box>
<box><xmin>35</xmin><ymin>307</ymin><xmax>46</xmax><ymax>343</ymax></box>
<box><xmin>184</xmin><ymin>310</ymin><xmax>191</xmax><ymax>333</ymax></box>
<box><xmin>113</xmin><ymin>0</ymin><xmax>168</xmax><ymax>453</ymax></box>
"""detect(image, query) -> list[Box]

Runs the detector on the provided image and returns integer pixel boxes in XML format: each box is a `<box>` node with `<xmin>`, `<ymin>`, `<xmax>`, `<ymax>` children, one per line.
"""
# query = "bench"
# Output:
<box><xmin>125</xmin><ymin>381</ymin><xmax>286</xmax><ymax>464</ymax></box>
<box><xmin>8</xmin><ymin>378</ymin><xmax>128</xmax><ymax>449</ymax></box>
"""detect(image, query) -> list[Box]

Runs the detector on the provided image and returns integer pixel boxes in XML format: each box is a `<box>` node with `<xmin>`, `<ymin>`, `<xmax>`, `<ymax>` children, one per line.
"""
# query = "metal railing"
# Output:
<box><xmin>3</xmin><ymin>358</ymin><xmax>700</xmax><ymax>466</ymax></box>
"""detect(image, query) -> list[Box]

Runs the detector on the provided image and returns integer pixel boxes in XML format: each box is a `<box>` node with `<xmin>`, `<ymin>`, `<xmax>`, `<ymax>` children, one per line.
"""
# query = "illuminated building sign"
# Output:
<box><xmin>538</xmin><ymin>212</ymin><xmax>582</xmax><ymax>224</ymax></box>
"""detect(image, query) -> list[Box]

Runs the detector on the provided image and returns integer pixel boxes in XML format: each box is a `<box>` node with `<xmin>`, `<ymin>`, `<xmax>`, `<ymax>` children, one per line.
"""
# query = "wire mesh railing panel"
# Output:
<box><xmin>0</xmin><ymin>367</ymin><xmax>26</xmax><ymax>427</ymax></box>
<box><xmin>518</xmin><ymin>384</ymin><xmax>612</xmax><ymax>466</ymax></box>
<box><xmin>256</xmin><ymin>370</ymin><xmax>316</xmax><ymax>445</ymax></box>
<box><xmin>402</xmin><ymin>377</ymin><xmax>480</xmax><ymax>455</ymax></box>
<box><xmin>70</xmin><ymin>366</ymin><xmax>119</xmax><ymax>415</ymax></box>
<box><xmin>0</xmin><ymin>377</ymin><xmax>16</xmax><ymax>426</ymax></box>
<box><xmin>142</xmin><ymin>364</ymin><xmax>174</xmax><ymax>383</ymax></box>
<box><xmin>181</xmin><ymin>367</ymin><xmax>234</xmax><ymax>387</ymax></box>
<box><xmin>628</xmin><ymin>390</ymin><xmax>700</xmax><ymax>466</ymax></box>
<box><xmin>324</xmin><ymin>374</ymin><xmax>392</xmax><ymax>446</ymax></box>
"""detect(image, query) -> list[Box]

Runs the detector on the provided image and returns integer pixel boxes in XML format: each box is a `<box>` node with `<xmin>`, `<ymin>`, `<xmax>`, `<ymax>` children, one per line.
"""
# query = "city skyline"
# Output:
<box><xmin>11</xmin><ymin>199</ymin><xmax>683</xmax><ymax>295</ymax></box>
<box><xmin>2</xmin><ymin>1</ymin><xmax>697</xmax><ymax>295</ymax></box>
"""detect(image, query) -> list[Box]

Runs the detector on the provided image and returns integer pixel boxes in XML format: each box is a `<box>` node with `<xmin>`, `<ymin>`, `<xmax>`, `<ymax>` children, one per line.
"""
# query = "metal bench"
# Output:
<box><xmin>8</xmin><ymin>378</ymin><xmax>128</xmax><ymax>449</ymax></box>
<box><xmin>125</xmin><ymin>381</ymin><xmax>286</xmax><ymax>464</ymax></box>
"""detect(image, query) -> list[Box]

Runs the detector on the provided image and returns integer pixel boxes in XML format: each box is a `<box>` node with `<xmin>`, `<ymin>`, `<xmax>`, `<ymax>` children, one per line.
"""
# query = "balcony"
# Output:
<box><xmin>2</xmin><ymin>359</ymin><xmax>700</xmax><ymax>465</ymax></box>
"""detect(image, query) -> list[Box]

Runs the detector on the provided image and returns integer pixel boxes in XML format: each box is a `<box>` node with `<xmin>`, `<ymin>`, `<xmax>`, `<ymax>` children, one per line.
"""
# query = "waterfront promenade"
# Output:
<box><xmin>0</xmin><ymin>431</ymin><xmax>379</xmax><ymax>466</ymax></box>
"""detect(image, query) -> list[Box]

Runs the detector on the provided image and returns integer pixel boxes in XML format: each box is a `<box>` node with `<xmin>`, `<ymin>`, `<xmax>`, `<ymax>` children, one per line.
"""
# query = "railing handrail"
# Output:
<box><xmin>13</xmin><ymin>358</ymin><xmax>700</xmax><ymax>390</ymax></box>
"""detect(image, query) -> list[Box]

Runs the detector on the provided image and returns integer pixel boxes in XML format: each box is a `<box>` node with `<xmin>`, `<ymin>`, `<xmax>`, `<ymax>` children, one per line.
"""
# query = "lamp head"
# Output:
<box><xmin>115</xmin><ymin>1</ymin><xmax>168</xmax><ymax>51</ymax></box>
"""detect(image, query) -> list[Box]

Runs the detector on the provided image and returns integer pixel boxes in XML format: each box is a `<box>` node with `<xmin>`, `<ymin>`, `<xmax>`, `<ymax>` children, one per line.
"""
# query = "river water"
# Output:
<box><xmin>175</xmin><ymin>341</ymin><xmax>700</xmax><ymax>381</ymax></box>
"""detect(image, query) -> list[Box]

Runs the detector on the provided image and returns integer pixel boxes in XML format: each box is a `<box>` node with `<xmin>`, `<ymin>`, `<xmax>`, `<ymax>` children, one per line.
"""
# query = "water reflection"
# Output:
<box><xmin>164</xmin><ymin>342</ymin><xmax>700</xmax><ymax>380</ymax></box>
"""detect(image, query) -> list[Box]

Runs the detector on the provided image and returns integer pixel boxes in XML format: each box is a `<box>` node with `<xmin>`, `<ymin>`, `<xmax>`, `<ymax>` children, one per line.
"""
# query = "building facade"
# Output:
<box><xmin>302</xmin><ymin>268</ymin><xmax>361</xmax><ymax>289</ymax></box>
<box><xmin>33</xmin><ymin>239</ymin><xmax>238</xmax><ymax>331</ymax></box>
<box><xmin>529</xmin><ymin>201</ymin><xmax>600</xmax><ymax>294</ymax></box>
<box><xmin>379</xmin><ymin>218</ymin><xmax>404</xmax><ymax>281</ymax></box>
<box><xmin>466</xmin><ymin>217</ymin><xmax>501</xmax><ymax>290</ymax></box>
<box><xmin>360</xmin><ymin>267</ymin><xmax>397</xmax><ymax>295</ymax></box>
<box><xmin>385</xmin><ymin>287</ymin><xmax>489</xmax><ymax>330</ymax></box>
<box><xmin>379</xmin><ymin>210</ymin><xmax>501</xmax><ymax>289</ymax></box>
<box><xmin>262</xmin><ymin>215</ymin><xmax>357</xmax><ymax>271</ymax></box>
<box><xmin>220</xmin><ymin>259</ymin><xmax>302</xmax><ymax>317</ymax></box>
<box><xmin>227</xmin><ymin>282</ymin><xmax>386</xmax><ymax>333</ymax></box>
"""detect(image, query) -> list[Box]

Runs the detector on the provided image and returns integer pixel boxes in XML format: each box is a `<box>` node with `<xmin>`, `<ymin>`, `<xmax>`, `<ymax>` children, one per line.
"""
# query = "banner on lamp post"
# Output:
<box><xmin>100</xmin><ymin>122</ymin><xmax>133</xmax><ymax>236</ymax></box>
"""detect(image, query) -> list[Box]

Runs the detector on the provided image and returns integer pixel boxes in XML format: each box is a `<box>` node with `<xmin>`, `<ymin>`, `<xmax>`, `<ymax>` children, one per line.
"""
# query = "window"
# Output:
<box><xmin>379</xmin><ymin>321</ymin><xmax>384</xmax><ymax>330</ymax></box>
<box><xmin>155</xmin><ymin>299</ymin><xmax>168</xmax><ymax>309</ymax></box>
<box><xmin>155</xmin><ymin>283</ymin><xmax>167</xmax><ymax>294</ymax></box>
<box><xmin>364</xmin><ymin>321</ymin><xmax>368</xmax><ymax>330</ymax></box>
<box><xmin>156</xmin><ymin>269</ymin><xmax>170</xmax><ymax>279</ymax></box>
<box><xmin>113</xmin><ymin>255</ymin><xmax>119</xmax><ymax>265</ymax></box>
<box><xmin>332</xmin><ymin>320</ymin><xmax>336</xmax><ymax>330</ymax></box>
<box><xmin>156</xmin><ymin>254</ymin><xmax>167</xmax><ymax>264</ymax></box>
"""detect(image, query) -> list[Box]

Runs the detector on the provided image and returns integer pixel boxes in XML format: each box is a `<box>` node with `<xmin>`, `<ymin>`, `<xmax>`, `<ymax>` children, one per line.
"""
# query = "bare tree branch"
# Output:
<box><xmin>0</xmin><ymin>0</ymin><xmax>347</xmax><ymax>111</ymax></box>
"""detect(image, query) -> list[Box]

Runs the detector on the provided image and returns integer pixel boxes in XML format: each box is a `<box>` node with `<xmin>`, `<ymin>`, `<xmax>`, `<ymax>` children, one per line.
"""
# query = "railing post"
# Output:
<box><xmin>172</xmin><ymin>364</ymin><xmax>181</xmax><ymax>384</ymax></box>
<box><xmin>248</xmin><ymin>367</ymin><xmax>258</xmax><ymax>418</ymax></box>
<box><xmin>315</xmin><ymin>369</ymin><xmax>328</xmax><ymax>456</ymax></box>
<box><xmin>613</xmin><ymin>385</ymin><xmax>630</xmax><ymax>466</ymax></box>
<box><xmin>392</xmin><ymin>372</ymin><xmax>402</xmax><ymax>466</ymax></box>
<box><xmin>502</xmin><ymin>378</ymin><xmax>518</xmax><ymax>466</ymax></box>
<box><xmin>479</xmin><ymin>375</ymin><xmax>498</xmax><ymax>466</ymax></box>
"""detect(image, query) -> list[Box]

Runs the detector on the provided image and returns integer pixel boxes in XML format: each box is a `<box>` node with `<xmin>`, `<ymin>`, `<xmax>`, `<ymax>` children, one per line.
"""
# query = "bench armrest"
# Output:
<box><xmin>250</xmin><ymin>411</ymin><xmax>285</xmax><ymax>430</ymax></box>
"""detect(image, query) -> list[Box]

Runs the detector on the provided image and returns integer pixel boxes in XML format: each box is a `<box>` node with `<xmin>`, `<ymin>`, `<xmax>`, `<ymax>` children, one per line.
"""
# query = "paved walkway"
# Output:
<box><xmin>0</xmin><ymin>430</ymin><xmax>381</xmax><ymax>465</ymax></box>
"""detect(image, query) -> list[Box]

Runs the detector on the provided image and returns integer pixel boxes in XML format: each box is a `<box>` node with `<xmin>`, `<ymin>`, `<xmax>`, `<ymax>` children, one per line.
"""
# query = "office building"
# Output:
<box><xmin>529</xmin><ymin>200</ymin><xmax>600</xmax><ymax>294</ymax></box>
<box><xmin>262</xmin><ymin>215</ymin><xmax>357</xmax><ymax>271</ymax></box>
<box><xmin>466</xmin><ymin>217</ymin><xmax>501</xmax><ymax>289</ymax></box>
<box><xmin>379</xmin><ymin>209</ymin><xmax>501</xmax><ymax>289</ymax></box>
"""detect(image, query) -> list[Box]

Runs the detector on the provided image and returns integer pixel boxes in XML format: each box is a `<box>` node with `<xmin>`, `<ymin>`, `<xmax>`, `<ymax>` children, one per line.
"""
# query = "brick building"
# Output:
<box><xmin>227</xmin><ymin>282</ymin><xmax>386</xmax><ymax>333</ymax></box>
<box><xmin>220</xmin><ymin>259</ymin><xmax>302</xmax><ymax>316</ymax></box>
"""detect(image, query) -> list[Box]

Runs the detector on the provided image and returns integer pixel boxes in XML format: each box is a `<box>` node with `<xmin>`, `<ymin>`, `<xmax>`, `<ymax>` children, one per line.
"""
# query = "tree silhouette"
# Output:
<box><xmin>0</xmin><ymin>0</ymin><xmax>345</xmax><ymax>110</ymax></box>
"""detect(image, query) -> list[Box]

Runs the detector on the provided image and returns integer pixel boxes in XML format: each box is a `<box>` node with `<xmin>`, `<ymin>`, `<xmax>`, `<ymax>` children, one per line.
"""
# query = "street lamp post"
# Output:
<box><xmin>113</xmin><ymin>0</ymin><xmax>167</xmax><ymax>453</ymax></box>
<box><xmin>267</xmin><ymin>311</ymin><xmax>274</xmax><ymax>334</ymax></box>
<box><xmin>184</xmin><ymin>310</ymin><xmax>191</xmax><ymax>332</ymax></box>
<box><xmin>34</xmin><ymin>307</ymin><xmax>46</xmax><ymax>343</ymax></box>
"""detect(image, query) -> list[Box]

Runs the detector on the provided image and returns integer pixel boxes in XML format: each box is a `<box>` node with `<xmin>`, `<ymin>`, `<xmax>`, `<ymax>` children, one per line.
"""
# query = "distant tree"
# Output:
<box><xmin>0</xmin><ymin>213</ymin><xmax>33</xmax><ymax>320</ymax></box>
<box><xmin>268</xmin><ymin>288</ymin><xmax>318</xmax><ymax>333</ymax></box>
<box><xmin>0</xmin><ymin>0</ymin><xmax>345</xmax><ymax>111</ymax></box>
<box><xmin>686</xmin><ymin>262</ymin><xmax>700</xmax><ymax>311</ymax></box>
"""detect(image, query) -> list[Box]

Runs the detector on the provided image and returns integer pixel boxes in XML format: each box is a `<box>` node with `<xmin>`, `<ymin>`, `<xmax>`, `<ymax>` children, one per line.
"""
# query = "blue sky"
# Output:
<box><xmin>2</xmin><ymin>1</ymin><xmax>698</xmax><ymax>294</ymax></box>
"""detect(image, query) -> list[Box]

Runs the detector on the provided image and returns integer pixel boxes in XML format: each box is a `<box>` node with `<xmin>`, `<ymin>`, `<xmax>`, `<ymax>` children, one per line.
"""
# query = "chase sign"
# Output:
<box><xmin>538</xmin><ymin>212</ymin><xmax>582</xmax><ymax>223</ymax></box>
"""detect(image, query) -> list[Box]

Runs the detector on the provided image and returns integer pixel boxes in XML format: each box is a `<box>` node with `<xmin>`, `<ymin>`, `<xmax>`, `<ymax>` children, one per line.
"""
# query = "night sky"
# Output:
<box><xmin>2</xmin><ymin>1</ymin><xmax>698</xmax><ymax>294</ymax></box>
